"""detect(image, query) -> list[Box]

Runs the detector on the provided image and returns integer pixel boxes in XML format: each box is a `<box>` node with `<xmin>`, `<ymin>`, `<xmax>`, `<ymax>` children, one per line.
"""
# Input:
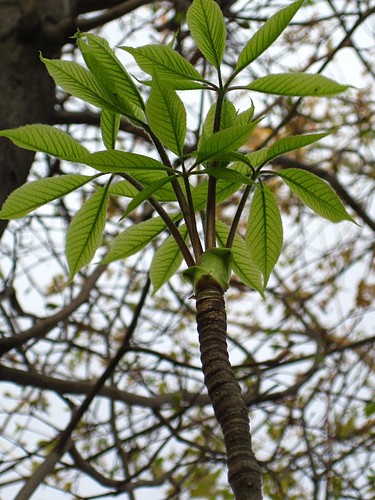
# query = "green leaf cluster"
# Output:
<box><xmin>0</xmin><ymin>0</ymin><xmax>354</xmax><ymax>294</ymax></box>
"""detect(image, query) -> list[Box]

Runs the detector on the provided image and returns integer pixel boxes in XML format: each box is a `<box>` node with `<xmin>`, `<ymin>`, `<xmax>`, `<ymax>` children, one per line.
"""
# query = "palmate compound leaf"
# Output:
<box><xmin>146</xmin><ymin>75</ymin><xmax>186</xmax><ymax>157</ymax></box>
<box><xmin>121</xmin><ymin>44</ymin><xmax>205</xmax><ymax>90</ymax></box>
<box><xmin>0</xmin><ymin>124</ymin><xmax>89</xmax><ymax>161</ymax></box>
<box><xmin>0</xmin><ymin>175</ymin><xmax>94</xmax><ymax>219</ymax></box>
<box><xmin>149</xmin><ymin>225</ymin><xmax>189</xmax><ymax>294</ymax></box>
<box><xmin>215</xmin><ymin>221</ymin><xmax>263</xmax><ymax>295</ymax></box>
<box><xmin>247</xmin><ymin>131</ymin><xmax>330</xmax><ymax>169</ymax></box>
<box><xmin>76</xmin><ymin>32</ymin><xmax>145</xmax><ymax>113</ymax></box>
<box><xmin>245</xmin><ymin>73</ymin><xmax>350</xmax><ymax>97</ymax></box>
<box><xmin>246</xmin><ymin>184</ymin><xmax>283</xmax><ymax>287</ymax></box>
<box><xmin>277</xmin><ymin>168</ymin><xmax>355</xmax><ymax>223</ymax></box>
<box><xmin>236</xmin><ymin>0</ymin><xmax>304</xmax><ymax>74</ymax></box>
<box><xmin>186</xmin><ymin>0</ymin><xmax>226</xmax><ymax>70</ymax></box>
<box><xmin>66</xmin><ymin>185</ymin><xmax>110</xmax><ymax>282</ymax></box>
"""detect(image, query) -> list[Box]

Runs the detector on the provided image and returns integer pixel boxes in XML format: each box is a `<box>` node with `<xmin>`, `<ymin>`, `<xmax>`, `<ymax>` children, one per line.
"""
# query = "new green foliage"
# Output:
<box><xmin>202</xmin><ymin>167</ymin><xmax>255</xmax><ymax>187</ymax></box>
<box><xmin>277</xmin><ymin>168</ymin><xmax>355</xmax><ymax>223</ymax></box>
<box><xmin>0</xmin><ymin>0</ymin><xmax>353</xmax><ymax>290</ymax></box>
<box><xmin>0</xmin><ymin>175</ymin><xmax>94</xmax><ymax>219</ymax></box>
<box><xmin>199</xmin><ymin>99</ymin><xmax>237</xmax><ymax>148</ymax></box>
<box><xmin>122</xmin><ymin>44</ymin><xmax>205</xmax><ymax>90</ymax></box>
<box><xmin>101</xmin><ymin>217</ymin><xmax>169</xmax><ymax>264</ymax></box>
<box><xmin>121</xmin><ymin>175</ymin><xmax>179</xmax><ymax>219</ymax></box>
<box><xmin>146</xmin><ymin>74</ymin><xmax>187</xmax><ymax>156</ymax></box>
<box><xmin>76</xmin><ymin>32</ymin><xmax>144</xmax><ymax>111</ymax></box>
<box><xmin>108</xmin><ymin>181</ymin><xmax>139</xmax><ymax>199</ymax></box>
<box><xmin>41</xmin><ymin>56</ymin><xmax>125</xmax><ymax>115</ymax></box>
<box><xmin>247</xmin><ymin>132</ymin><xmax>331</xmax><ymax>169</ymax></box>
<box><xmin>66</xmin><ymin>184</ymin><xmax>111</xmax><ymax>282</ymax></box>
<box><xmin>235</xmin><ymin>0</ymin><xmax>304</xmax><ymax>74</ymax></box>
<box><xmin>186</xmin><ymin>0</ymin><xmax>226</xmax><ymax>70</ymax></box>
<box><xmin>245</xmin><ymin>73</ymin><xmax>350</xmax><ymax>96</ymax></box>
<box><xmin>0</xmin><ymin>124</ymin><xmax>89</xmax><ymax>161</ymax></box>
<box><xmin>246</xmin><ymin>185</ymin><xmax>283</xmax><ymax>287</ymax></box>
<box><xmin>196</xmin><ymin>121</ymin><xmax>260</xmax><ymax>164</ymax></box>
<box><xmin>150</xmin><ymin>225</ymin><xmax>188</xmax><ymax>293</ymax></box>
<box><xmin>100</xmin><ymin>110</ymin><xmax>121</xmax><ymax>150</ymax></box>
<box><xmin>80</xmin><ymin>150</ymin><xmax>172</xmax><ymax>174</ymax></box>
<box><xmin>216</xmin><ymin>221</ymin><xmax>263</xmax><ymax>295</ymax></box>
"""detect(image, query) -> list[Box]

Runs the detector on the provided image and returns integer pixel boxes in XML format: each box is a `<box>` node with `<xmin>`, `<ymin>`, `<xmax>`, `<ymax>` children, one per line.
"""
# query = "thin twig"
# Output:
<box><xmin>15</xmin><ymin>278</ymin><xmax>151</xmax><ymax>500</ymax></box>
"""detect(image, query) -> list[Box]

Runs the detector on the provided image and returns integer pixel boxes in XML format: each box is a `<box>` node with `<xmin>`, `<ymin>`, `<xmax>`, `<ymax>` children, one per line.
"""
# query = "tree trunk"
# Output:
<box><xmin>196</xmin><ymin>286</ymin><xmax>263</xmax><ymax>499</ymax></box>
<box><xmin>0</xmin><ymin>0</ymin><xmax>73</xmax><ymax>238</ymax></box>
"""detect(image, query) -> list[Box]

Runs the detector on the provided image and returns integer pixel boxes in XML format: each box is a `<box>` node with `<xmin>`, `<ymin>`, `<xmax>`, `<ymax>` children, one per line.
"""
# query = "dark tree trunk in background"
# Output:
<box><xmin>0</xmin><ymin>0</ymin><xmax>74</xmax><ymax>238</ymax></box>
<box><xmin>0</xmin><ymin>0</ymin><xmax>158</xmax><ymax>239</ymax></box>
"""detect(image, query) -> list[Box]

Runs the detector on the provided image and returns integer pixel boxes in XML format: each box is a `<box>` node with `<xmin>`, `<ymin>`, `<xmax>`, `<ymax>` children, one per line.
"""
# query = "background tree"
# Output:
<box><xmin>0</xmin><ymin>1</ymin><xmax>374</xmax><ymax>499</ymax></box>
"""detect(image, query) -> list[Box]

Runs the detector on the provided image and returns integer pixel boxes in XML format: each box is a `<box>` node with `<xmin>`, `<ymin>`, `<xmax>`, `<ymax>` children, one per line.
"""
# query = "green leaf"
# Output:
<box><xmin>198</xmin><ymin>99</ymin><xmax>238</xmax><ymax>168</ymax></box>
<box><xmin>101</xmin><ymin>217</ymin><xmax>168</xmax><ymax>264</ymax></box>
<box><xmin>209</xmin><ymin>151</ymin><xmax>255</xmax><ymax>171</ymax></box>
<box><xmin>121</xmin><ymin>44</ymin><xmax>204</xmax><ymax>90</ymax></box>
<box><xmin>236</xmin><ymin>0</ymin><xmax>304</xmax><ymax>73</ymax></box>
<box><xmin>246</xmin><ymin>185</ymin><xmax>283</xmax><ymax>287</ymax></box>
<box><xmin>0</xmin><ymin>124</ymin><xmax>89</xmax><ymax>161</ymax></box>
<box><xmin>186</xmin><ymin>0</ymin><xmax>226</xmax><ymax>69</ymax></box>
<box><xmin>121</xmin><ymin>175</ymin><xmax>178</xmax><ymax>219</ymax></box>
<box><xmin>216</xmin><ymin>161</ymin><xmax>252</xmax><ymax>204</ymax></box>
<box><xmin>100</xmin><ymin>110</ymin><xmax>121</xmax><ymax>150</ymax></box>
<box><xmin>80</xmin><ymin>150</ymin><xmax>177</xmax><ymax>200</ymax></box>
<box><xmin>277</xmin><ymin>168</ymin><xmax>355</xmax><ymax>223</ymax></box>
<box><xmin>79</xmin><ymin>150</ymin><xmax>172</xmax><ymax>173</ymax></box>
<box><xmin>0</xmin><ymin>174</ymin><xmax>94</xmax><ymax>219</ymax></box>
<box><xmin>216</xmin><ymin>221</ymin><xmax>263</xmax><ymax>294</ymax></box>
<box><xmin>246</xmin><ymin>73</ymin><xmax>350</xmax><ymax>96</ymax></box>
<box><xmin>66</xmin><ymin>185</ymin><xmax>110</xmax><ymax>281</ymax></box>
<box><xmin>76</xmin><ymin>32</ymin><xmax>145</xmax><ymax>114</ymax></box>
<box><xmin>191</xmin><ymin>161</ymin><xmax>250</xmax><ymax>210</ymax></box>
<box><xmin>202</xmin><ymin>167</ymin><xmax>255</xmax><ymax>187</ymax></box>
<box><xmin>150</xmin><ymin>225</ymin><xmax>188</xmax><ymax>293</ymax></box>
<box><xmin>146</xmin><ymin>75</ymin><xmax>186</xmax><ymax>156</ymax></box>
<box><xmin>109</xmin><ymin>181</ymin><xmax>141</xmax><ymax>198</ymax></box>
<box><xmin>41</xmin><ymin>56</ymin><xmax>122</xmax><ymax>113</ymax></box>
<box><xmin>247</xmin><ymin>132</ymin><xmax>330</xmax><ymax>169</ymax></box>
<box><xmin>196</xmin><ymin>121</ymin><xmax>259</xmax><ymax>164</ymax></box>
<box><xmin>199</xmin><ymin>99</ymin><xmax>237</xmax><ymax>149</ymax></box>
<box><xmin>233</xmin><ymin>101</ymin><xmax>255</xmax><ymax>127</ymax></box>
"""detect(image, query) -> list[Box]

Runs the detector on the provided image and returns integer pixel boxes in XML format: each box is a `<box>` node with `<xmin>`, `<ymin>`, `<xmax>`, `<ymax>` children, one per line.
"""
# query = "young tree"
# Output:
<box><xmin>0</xmin><ymin>1</ymin><xmax>374</xmax><ymax>499</ymax></box>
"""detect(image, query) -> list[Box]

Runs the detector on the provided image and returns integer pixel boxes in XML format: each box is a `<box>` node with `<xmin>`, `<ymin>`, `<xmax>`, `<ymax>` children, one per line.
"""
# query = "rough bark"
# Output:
<box><xmin>0</xmin><ymin>0</ymin><xmax>74</xmax><ymax>238</ymax></box>
<box><xmin>196</xmin><ymin>286</ymin><xmax>263</xmax><ymax>500</ymax></box>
